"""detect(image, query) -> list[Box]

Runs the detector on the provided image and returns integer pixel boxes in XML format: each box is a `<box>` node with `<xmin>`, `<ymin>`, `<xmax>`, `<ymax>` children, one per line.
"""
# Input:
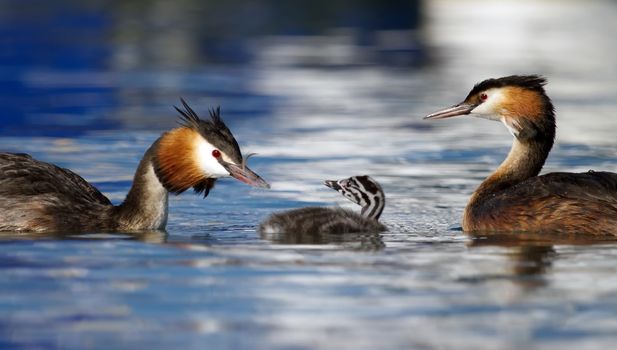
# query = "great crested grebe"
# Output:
<box><xmin>0</xmin><ymin>99</ymin><xmax>269</xmax><ymax>233</ymax></box>
<box><xmin>425</xmin><ymin>75</ymin><xmax>617</xmax><ymax>236</ymax></box>
<box><xmin>259</xmin><ymin>175</ymin><xmax>386</xmax><ymax>234</ymax></box>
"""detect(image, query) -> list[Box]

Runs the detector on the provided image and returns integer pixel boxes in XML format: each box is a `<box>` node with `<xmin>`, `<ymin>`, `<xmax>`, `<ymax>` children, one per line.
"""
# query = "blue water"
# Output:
<box><xmin>2</xmin><ymin>1</ymin><xmax>617</xmax><ymax>349</ymax></box>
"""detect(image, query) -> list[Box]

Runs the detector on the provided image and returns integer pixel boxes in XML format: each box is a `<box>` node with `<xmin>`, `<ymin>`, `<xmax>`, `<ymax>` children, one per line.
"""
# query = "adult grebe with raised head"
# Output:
<box><xmin>0</xmin><ymin>99</ymin><xmax>269</xmax><ymax>233</ymax></box>
<box><xmin>425</xmin><ymin>75</ymin><xmax>617</xmax><ymax>236</ymax></box>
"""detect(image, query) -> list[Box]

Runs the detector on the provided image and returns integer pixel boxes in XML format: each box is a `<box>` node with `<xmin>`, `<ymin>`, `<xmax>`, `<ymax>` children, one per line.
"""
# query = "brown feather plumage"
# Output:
<box><xmin>154</xmin><ymin>127</ymin><xmax>209</xmax><ymax>194</ymax></box>
<box><xmin>460</xmin><ymin>77</ymin><xmax>616</xmax><ymax>236</ymax></box>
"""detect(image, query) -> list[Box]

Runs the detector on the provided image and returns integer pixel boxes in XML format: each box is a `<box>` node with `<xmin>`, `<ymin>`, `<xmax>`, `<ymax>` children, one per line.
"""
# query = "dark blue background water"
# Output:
<box><xmin>1</xmin><ymin>1</ymin><xmax>617</xmax><ymax>349</ymax></box>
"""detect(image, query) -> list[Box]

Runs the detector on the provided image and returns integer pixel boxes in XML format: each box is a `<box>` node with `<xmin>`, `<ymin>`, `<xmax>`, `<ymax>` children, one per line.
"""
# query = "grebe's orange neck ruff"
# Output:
<box><xmin>154</xmin><ymin>127</ymin><xmax>218</xmax><ymax>195</ymax></box>
<box><xmin>113</xmin><ymin>127</ymin><xmax>218</xmax><ymax>230</ymax></box>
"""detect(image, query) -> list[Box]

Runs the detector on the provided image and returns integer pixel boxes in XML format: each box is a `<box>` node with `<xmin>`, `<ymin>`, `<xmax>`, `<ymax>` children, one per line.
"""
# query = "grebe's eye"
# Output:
<box><xmin>212</xmin><ymin>149</ymin><xmax>221</xmax><ymax>158</ymax></box>
<box><xmin>480</xmin><ymin>93</ymin><xmax>488</xmax><ymax>101</ymax></box>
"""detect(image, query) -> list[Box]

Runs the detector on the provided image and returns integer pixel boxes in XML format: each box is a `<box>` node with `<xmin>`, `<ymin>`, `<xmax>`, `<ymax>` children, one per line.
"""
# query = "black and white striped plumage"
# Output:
<box><xmin>259</xmin><ymin>175</ymin><xmax>386</xmax><ymax>235</ymax></box>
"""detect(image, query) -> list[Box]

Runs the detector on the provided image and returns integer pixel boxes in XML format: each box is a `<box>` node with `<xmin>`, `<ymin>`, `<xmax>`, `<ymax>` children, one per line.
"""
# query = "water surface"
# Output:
<box><xmin>2</xmin><ymin>1</ymin><xmax>617</xmax><ymax>349</ymax></box>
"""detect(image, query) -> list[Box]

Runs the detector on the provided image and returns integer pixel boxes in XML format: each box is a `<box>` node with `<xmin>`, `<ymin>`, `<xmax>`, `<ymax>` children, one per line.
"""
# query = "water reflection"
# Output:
<box><xmin>261</xmin><ymin>230</ymin><xmax>385</xmax><ymax>251</ymax></box>
<box><xmin>465</xmin><ymin>233</ymin><xmax>617</xmax><ymax>293</ymax></box>
<box><xmin>0</xmin><ymin>230</ymin><xmax>167</xmax><ymax>243</ymax></box>
<box><xmin>463</xmin><ymin>239</ymin><xmax>556</xmax><ymax>291</ymax></box>
<box><xmin>0</xmin><ymin>0</ymin><xmax>424</xmax><ymax>136</ymax></box>
<box><xmin>507</xmin><ymin>245</ymin><xmax>555</xmax><ymax>281</ymax></box>
<box><xmin>2</xmin><ymin>0</ymin><xmax>617</xmax><ymax>349</ymax></box>
<box><xmin>469</xmin><ymin>232</ymin><xmax>617</xmax><ymax>246</ymax></box>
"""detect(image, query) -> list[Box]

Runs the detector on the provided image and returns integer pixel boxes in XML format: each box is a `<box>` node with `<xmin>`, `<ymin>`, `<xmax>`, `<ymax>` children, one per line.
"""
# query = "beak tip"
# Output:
<box><xmin>324</xmin><ymin>180</ymin><xmax>340</xmax><ymax>190</ymax></box>
<box><xmin>423</xmin><ymin>103</ymin><xmax>474</xmax><ymax>121</ymax></box>
<box><xmin>249</xmin><ymin>178</ymin><xmax>270</xmax><ymax>189</ymax></box>
<box><xmin>224</xmin><ymin>162</ymin><xmax>270</xmax><ymax>190</ymax></box>
<box><xmin>252</xmin><ymin>176</ymin><xmax>271</xmax><ymax>189</ymax></box>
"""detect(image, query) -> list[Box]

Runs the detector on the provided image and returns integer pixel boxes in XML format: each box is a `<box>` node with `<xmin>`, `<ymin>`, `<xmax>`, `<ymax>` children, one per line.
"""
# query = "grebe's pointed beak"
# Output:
<box><xmin>324</xmin><ymin>180</ymin><xmax>341</xmax><ymax>191</ymax></box>
<box><xmin>222</xmin><ymin>162</ymin><xmax>270</xmax><ymax>189</ymax></box>
<box><xmin>424</xmin><ymin>102</ymin><xmax>475</xmax><ymax>120</ymax></box>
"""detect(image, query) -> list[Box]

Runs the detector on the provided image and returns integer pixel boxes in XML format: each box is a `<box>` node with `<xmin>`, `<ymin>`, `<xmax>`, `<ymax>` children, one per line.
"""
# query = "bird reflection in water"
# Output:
<box><xmin>261</xmin><ymin>230</ymin><xmax>385</xmax><ymax>251</ymax></box>
<box><xmin>0</xmin><ymin>230</ymin><xmax>167</xmax><ymax>243</ymax></box>
<box><xmin>464</xmin><ymin>232</ymin><xmax>617</xmax><ymax>291</ymax></box>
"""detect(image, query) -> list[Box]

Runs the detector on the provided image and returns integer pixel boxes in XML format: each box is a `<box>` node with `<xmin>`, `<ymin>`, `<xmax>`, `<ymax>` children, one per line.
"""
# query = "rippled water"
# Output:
<box><xmin>2</xmin><ymin>1</ymin><xmax>617</xmax><ymax>349</ymax></box>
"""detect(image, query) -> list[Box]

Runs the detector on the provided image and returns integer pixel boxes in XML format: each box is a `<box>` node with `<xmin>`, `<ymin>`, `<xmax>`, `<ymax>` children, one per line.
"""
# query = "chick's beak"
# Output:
<box><xmin>222</xmin><ymin>162</ymin><xmax>270</xmax><ymax>189</ymax></box>
<box><xmin>424</xmin><ymin>102</ymin><xmax>475</xmax><ymax>120</ymax></box>
<box><xmin>323</xmin><ymin>180</ymin><xmax>341</xmax><ymax>191</ymax></box>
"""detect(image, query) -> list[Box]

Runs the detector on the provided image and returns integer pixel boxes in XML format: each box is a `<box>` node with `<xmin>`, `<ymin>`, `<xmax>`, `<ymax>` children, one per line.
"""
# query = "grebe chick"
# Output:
<box><xmin>0</xmin><ymin>99</ymin><xmax>269</xmax><ymax>233</ymax></box>
<box><xmin>425</xmin><ymin>75</ymin><xmax>617</xmax><ymax>236</ymax></box>
<box><xmin>259</xmin><ymin>175</ymin><xmax>386</xmax><ymax>234</ymax></box>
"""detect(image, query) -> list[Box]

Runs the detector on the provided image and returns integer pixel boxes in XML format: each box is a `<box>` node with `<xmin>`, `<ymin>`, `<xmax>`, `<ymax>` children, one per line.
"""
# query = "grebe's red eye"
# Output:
<box><xmin>212</xmin><ymin>149</ymin><xmax>221</xmax><ymax>158</ymax></box>
<box><xmin>480</xmin><ymin>93</ymin><xmax>488</xmax><ymax>101</ymax></box>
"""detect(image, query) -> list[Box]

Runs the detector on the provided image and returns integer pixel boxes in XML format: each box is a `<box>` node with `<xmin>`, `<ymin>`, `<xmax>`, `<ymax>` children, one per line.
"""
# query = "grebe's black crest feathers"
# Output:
<box><xmin>209</xmin><ymin>106</ymin><xmax>221</xmax><ymax>121</ymax></box>
<box><xmin>175</xmin><ymin>97</ymin><xmax>201</xmax><ymax>129</ymax></box>
<box><xmin>207</xmin><ymin>106</ymin><xmax>241</xmax><ymax>160</ymax></box>
<box><xmin>204</xmin><ymin>106</ymin><xmax>243</xmax><ymax>164</ymax></box>
<box><xmin>173</xmin><ymin>99</ymin><xmax>243</xmax><ymax>164</ymax></box>
<box><xmin>468</xmin><ymin>75</ymin><xmax>548</xmax><ymax>98</ymax></box>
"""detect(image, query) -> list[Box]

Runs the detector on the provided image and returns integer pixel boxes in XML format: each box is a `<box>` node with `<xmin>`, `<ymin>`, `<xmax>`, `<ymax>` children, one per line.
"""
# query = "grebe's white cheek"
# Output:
<box><xmin>196</xmin><ymin>141</ymin><xmax>230</xmax><ymax>178</ymax></box>
<box><xmin>470</xmin><ymin>89</ymin><xmax>505</xmax><ymax>121</ymax></box>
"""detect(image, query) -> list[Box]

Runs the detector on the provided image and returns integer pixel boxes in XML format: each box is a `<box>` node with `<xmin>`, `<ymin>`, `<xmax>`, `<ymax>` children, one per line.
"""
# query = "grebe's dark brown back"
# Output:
<box><xmin>0</xmin><ymin>99</ymin><xmax>269</xmax><ymax>233</ymax></box>
<box><xmin>425</xmin><ymin>75</ymin><xmax>617</xmax><ymax>236</ymax></box>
